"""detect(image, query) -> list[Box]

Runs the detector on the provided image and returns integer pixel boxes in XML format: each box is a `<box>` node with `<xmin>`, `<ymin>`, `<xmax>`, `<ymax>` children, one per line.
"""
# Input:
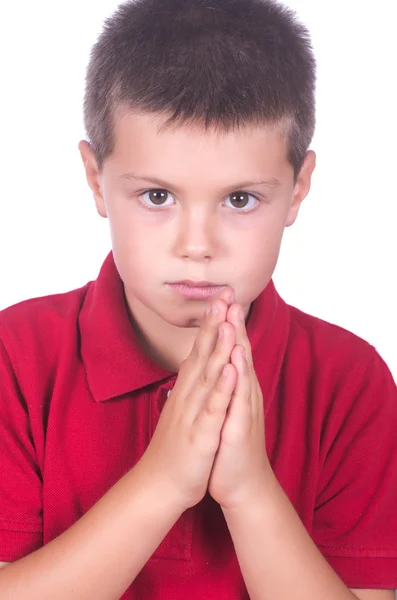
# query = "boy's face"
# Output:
<box><xmin>80</xmin><ymin>110</ymin><xmax>315</xmax><ymax>329</ymax></box>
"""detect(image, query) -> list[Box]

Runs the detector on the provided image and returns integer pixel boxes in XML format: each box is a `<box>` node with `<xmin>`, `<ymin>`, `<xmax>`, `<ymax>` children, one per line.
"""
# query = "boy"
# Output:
<box><xmin>0</xmin><ymin>0</ymin><xmax>396</xmax><ymax>598</ymax></box>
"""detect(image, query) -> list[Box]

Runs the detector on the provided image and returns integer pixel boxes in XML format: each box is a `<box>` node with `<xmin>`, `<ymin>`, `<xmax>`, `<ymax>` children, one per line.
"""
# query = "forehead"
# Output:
<box><xmin>109</xmin><ymin>109</ymin><xmax>293</xmax><ymax>181</ymax></box>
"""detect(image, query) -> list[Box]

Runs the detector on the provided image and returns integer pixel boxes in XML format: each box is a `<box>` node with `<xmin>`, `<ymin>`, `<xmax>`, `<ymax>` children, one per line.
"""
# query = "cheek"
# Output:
<box><xmin>240</xmin><ymin>236</ymin><xmax>281</xmax><ymax>280</ymax></box>
<box><xmin>233</xmin><ymin>214</ymin><xmax>286</xmax><ymax>294</ymax></box>
<box><xmin>107</xmin><ymin>194</ymin><xmax>171</xmax><ymax>240</ymax></box>
<box><xmin>107</xmin><ymin>215</ymin><xmax>157</xmax><ymax>281</ymax></box>
<box><xmin>235</xmin><ymin>211</ymin><xmax>286</xmax><ymax>256</ymax></box>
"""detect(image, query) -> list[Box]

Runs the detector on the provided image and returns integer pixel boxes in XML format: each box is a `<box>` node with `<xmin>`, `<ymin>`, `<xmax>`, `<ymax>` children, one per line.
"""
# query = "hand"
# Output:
<box><xmin>138</xmin><ymin>290</ymin><xmax>238</xmax><ymax>513</ymax></box>
<box><xmin>208</xmin><ymin>299</ymin><xmax>273</xmax><ymax>511</ymax></box>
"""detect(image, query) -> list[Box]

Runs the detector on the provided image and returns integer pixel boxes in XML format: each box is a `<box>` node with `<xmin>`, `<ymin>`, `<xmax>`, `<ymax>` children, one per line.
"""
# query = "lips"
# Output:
<box><xmin>171</xmin><ymin>280</ymin><xmax>222</xmax><ymax>287</ymax></box>
<box><xmin>168</xmin><ymin>281</ymin><xmax>226</xmax><ymax>300</ymax></box>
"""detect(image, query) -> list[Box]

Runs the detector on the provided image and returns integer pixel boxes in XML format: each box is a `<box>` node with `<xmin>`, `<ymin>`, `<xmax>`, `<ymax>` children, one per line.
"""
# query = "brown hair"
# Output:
<box><xmin>83</xmin><ymin>0</ymin><xmax>316</xmax><ymax>178</ymax></box>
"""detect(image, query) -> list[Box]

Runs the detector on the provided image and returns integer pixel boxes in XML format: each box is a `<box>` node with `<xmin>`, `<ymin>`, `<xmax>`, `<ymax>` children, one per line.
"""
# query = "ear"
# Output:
<box><xmin>285</xmin><ymin>150</ymin><xmax>316</xmax><ymax>227</ymax></box>
<box><xmin>78</xmin><ymin>140</ymin><xmax>108</xmax><ymax>219</ymax></box>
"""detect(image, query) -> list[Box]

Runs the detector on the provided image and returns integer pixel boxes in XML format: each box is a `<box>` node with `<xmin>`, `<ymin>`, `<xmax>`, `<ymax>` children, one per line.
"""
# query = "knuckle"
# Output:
<box><xmin>221</xmin><ymin>321</ymin><xmax>233</xmax><ymax>336</ymax></box>
<box><xmin>240</xmin><ymin>388</ymin><xmax>251</xmax><ymax>403</ymax></box>
<box><xmin>215</xmin><ymin>368</ymin><xmax>229</xmax><ymax>391</ymax></box>
<box><xmin>205</xmin><ymin>392</ymin><xmax>228</xmax><ymax>417</ymax></box>
<box><xmin>217</xmin><ymin>323</ymin><xmax>235</xmax><ymax>350</ymax></box>
<box><xmin>212</xmin><ymin>347</ymin><xmax>231</xmax><ymax>372</ymax></box>
<box><xmin>187</xmin><ymin>428</ymin><xmax>198</xmax><ymax>447</ymax></box>
<box><xmin>193</xmin><ymin>345</ymin><xmax>207</xmax><ymax>364</ymax></box>
<box><xmin>199</xmin><ymin>367</ymin><xmax>212</xmax><ymax>388</ymax></box>
<box><xmin>213</xmin><ymin>340</ymin><xmax>228</xmax><ymax>361</ymax></box>
<box><xmin>203</xmin><ymin>404</ymin><xmax>224</xmax><ymax>419</ymax></box>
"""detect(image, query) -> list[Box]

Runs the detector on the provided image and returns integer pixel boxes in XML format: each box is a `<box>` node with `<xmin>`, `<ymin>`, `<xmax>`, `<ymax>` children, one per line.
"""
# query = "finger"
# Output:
<box><xmin>234</xmin><ymin>345</ymin><xmax>262</xmax><ymax>421</ymax></box>
<box><xmin>191</xmin><ymin>299</ymin><xmax>226</xmax><ymax>362</ymax></box>
<box><xmin>181</xmin><ymin>320</ymin><xmax>236</xmax><ymax>422</ymax></box>
<box><xmin>176</xmin><ymin>321</ymin><xmax>236</xmax><ymax>436</ymax></box>
<box><xmin>226</xmin><ymin>304</ymin><xmax>253</xmax><ymax>367</ymax></box>
<box><xmin>228</xmin><ymin>309</ymin><xmax>264</xmax><ymax>421</ymax></box>
<box><xmin>199</xmin><ymin>320</ymin><xmax>236</xmax><ymax>389</ymax></box>
<box><xmin>218</xmin><ymin>287</ymin><xmax>235</xmax><ymax>306</ymax></box>
<box><xmin>222</xmin><ymin>345</ymin><xmax>252</xmax><ymax>438</ymax></box>
<box><xmin>195</xmin><ymin>362</ymin><xmax>237</xmax><ymax>437</ymax></box>
<box><xmin>172</xmin><ymin>301</ymin><xmax>233</xmax><ymax>407</ymax></box>
<box><xmin>176</xmin><ymin>320</ymin><xmax>236</xmax><ymax>418</ymax></box>
<box><xmin>231</xmin><ymin>344</ymin><xmax>251</xmax><ymax>410</ymax></box>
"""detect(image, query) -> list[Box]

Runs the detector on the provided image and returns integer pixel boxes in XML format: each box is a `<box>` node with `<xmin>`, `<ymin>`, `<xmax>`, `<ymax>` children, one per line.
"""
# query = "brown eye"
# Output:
<box><xmin>226</xmin><ymin>191</ymin><xmax>259</xmax><ymax>212</ymax></box>
<box><xmin>147</xmin><ymin>189</ymin><xmax>169</xmax><ymax>205</ymax></box>
<box><xmin>140</xmin><ymin>189</ymin><xmax>176</xmax><ymax>209</ymax></box>
<box><xmin>229</xmin><ymin>192</ymin><xmax>250</xmax><ymax>208</ymax></box>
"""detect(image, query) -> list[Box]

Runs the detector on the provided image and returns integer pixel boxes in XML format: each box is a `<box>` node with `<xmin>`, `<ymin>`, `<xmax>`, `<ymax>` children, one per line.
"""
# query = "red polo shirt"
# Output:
<box><xmin>1</xmin><ymin>251</ymin><xmax>397</xmax><ymax>597</ymax></box>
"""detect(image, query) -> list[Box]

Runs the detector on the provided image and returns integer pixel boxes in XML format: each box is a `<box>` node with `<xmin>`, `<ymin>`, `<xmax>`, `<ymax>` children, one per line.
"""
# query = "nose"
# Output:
<box><xmin>175</xmin><ymin>207</ymin><xmax>217</xmax><ymax>261</ymax></box>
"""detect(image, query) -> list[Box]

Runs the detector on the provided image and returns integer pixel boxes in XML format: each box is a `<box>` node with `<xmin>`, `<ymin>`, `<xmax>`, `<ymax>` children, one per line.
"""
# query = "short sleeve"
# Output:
<box><xmin>0</xmin><ymin>332</ymin><xmax>43</xmax><ymax>561</ymax></box>
<box><xmin>312</xmin><ymin>349</ymin><xmax>397</xmax><ymax>588</ymax></box>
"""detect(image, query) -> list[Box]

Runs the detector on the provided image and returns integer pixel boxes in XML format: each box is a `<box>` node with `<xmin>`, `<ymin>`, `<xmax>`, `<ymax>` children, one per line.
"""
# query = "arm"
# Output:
<box><xmin>0</xmin><ymin>465</ymin><xmax>183</xmax><ymax>600</ymax></box>
<box><xmin>223</xmin><ymin>474</ymin><xmax>393</xmax><ymax>600</ymax></box>
<box><xmin>208</xmin><ymin>302</ymin><xmax>397</xmax><ymax>600</ymax></box>
<box><xmin>0</xmin><ymin>296</ymin><xmax>237</xmax><ymax>599</ymax></box>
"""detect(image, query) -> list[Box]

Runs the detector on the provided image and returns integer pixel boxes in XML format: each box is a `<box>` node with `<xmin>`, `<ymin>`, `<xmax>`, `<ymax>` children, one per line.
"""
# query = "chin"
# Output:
<box><xmin>172</xmin><ymin>315</ymin><xmax>202</xmax><ymax>328</ymax></box>
<box><xmin>161</xmin><ymin>309</ymin><xmax>203</xmax><ymax>329</ymax></box>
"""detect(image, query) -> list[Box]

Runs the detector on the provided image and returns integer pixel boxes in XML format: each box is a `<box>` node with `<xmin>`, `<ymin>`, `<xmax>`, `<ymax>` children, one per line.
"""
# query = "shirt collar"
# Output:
<box><xmin>80</xmin><ymin>251</ymin><xmax>290</xmax><ymax>411</ymax></box>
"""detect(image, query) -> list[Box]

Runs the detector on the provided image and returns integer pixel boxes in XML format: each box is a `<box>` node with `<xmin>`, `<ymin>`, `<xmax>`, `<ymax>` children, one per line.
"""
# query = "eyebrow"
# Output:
<box><xmin>119</xmin><ymin>172</ymin><xmax>281</xmax><ymax>191</ymax></box>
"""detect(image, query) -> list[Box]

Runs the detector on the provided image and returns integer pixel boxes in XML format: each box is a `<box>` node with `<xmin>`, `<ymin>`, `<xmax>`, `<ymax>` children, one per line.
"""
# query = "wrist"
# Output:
<box><xmin>221</xmin><ymin>469</ymin><xmax>280</xmax><ymax>517</ymax></box>
<box><xmin>126</xmin><ymin>461</ymin><xmax>187</xmax><ymax>521</ymax></box>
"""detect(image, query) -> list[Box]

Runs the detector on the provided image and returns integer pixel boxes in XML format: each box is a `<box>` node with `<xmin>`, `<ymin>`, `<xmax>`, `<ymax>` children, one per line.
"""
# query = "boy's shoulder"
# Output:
<box><xmin>0</xmin><ymin>282</ymin><xmax>92</xmax><ymax>359</ymax></box>
<box><xmin>288</xmin><ymin>300</ymin><xmax>379</xmax><ymax>365</ymax></box>
<box><xmin>282</xmin><ymin>299</ymin><xmax>395</xmax><ymax>397</ymax></box>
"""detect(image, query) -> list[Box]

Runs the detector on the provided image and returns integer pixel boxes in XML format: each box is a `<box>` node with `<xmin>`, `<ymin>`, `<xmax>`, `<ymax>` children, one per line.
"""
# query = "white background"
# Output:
<box><xmin>0</xmin><ymin>1</ymin><xmax>396</xmax><ymax>378</ymax></box>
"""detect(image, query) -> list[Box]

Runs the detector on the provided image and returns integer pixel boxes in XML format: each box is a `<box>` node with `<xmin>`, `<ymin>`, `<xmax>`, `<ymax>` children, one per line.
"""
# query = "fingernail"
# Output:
<box><xmin>205</xmin><ymin>304</ymin><xmax>212</xmax><ymax>316</ymax></box>
<box><xmin>239</xmin><ymin>309</ymin><xmax>245</xmax><ymax>321</ymax></box>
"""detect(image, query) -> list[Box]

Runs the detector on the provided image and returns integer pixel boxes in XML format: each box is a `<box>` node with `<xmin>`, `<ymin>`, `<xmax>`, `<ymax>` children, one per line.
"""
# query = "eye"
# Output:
<box><xmin>138</xmin><ymin>188</ymin><xmax>259</xmax><ymax>212</ymax></box>
<box><xmin>140</xmin><ymin>189</ymin><xmax>175</xmax><ymax>207</ymax></box>
<box><xmin>225</xmin><ymin>191</ymin><xmax>259</xmax><ymax>212</ymax></box>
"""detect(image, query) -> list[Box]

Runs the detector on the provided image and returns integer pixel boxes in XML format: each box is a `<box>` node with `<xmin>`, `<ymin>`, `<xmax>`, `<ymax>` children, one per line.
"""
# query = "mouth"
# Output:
<box><xmin>167</xmin><ymin>280</ymin><xmax>226</xmax><ymax>300</ymax></box>
<box><xmin>171</xmin><ymin>280</ymin><xmax>223</xmax><ymax>288</ymax></box>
